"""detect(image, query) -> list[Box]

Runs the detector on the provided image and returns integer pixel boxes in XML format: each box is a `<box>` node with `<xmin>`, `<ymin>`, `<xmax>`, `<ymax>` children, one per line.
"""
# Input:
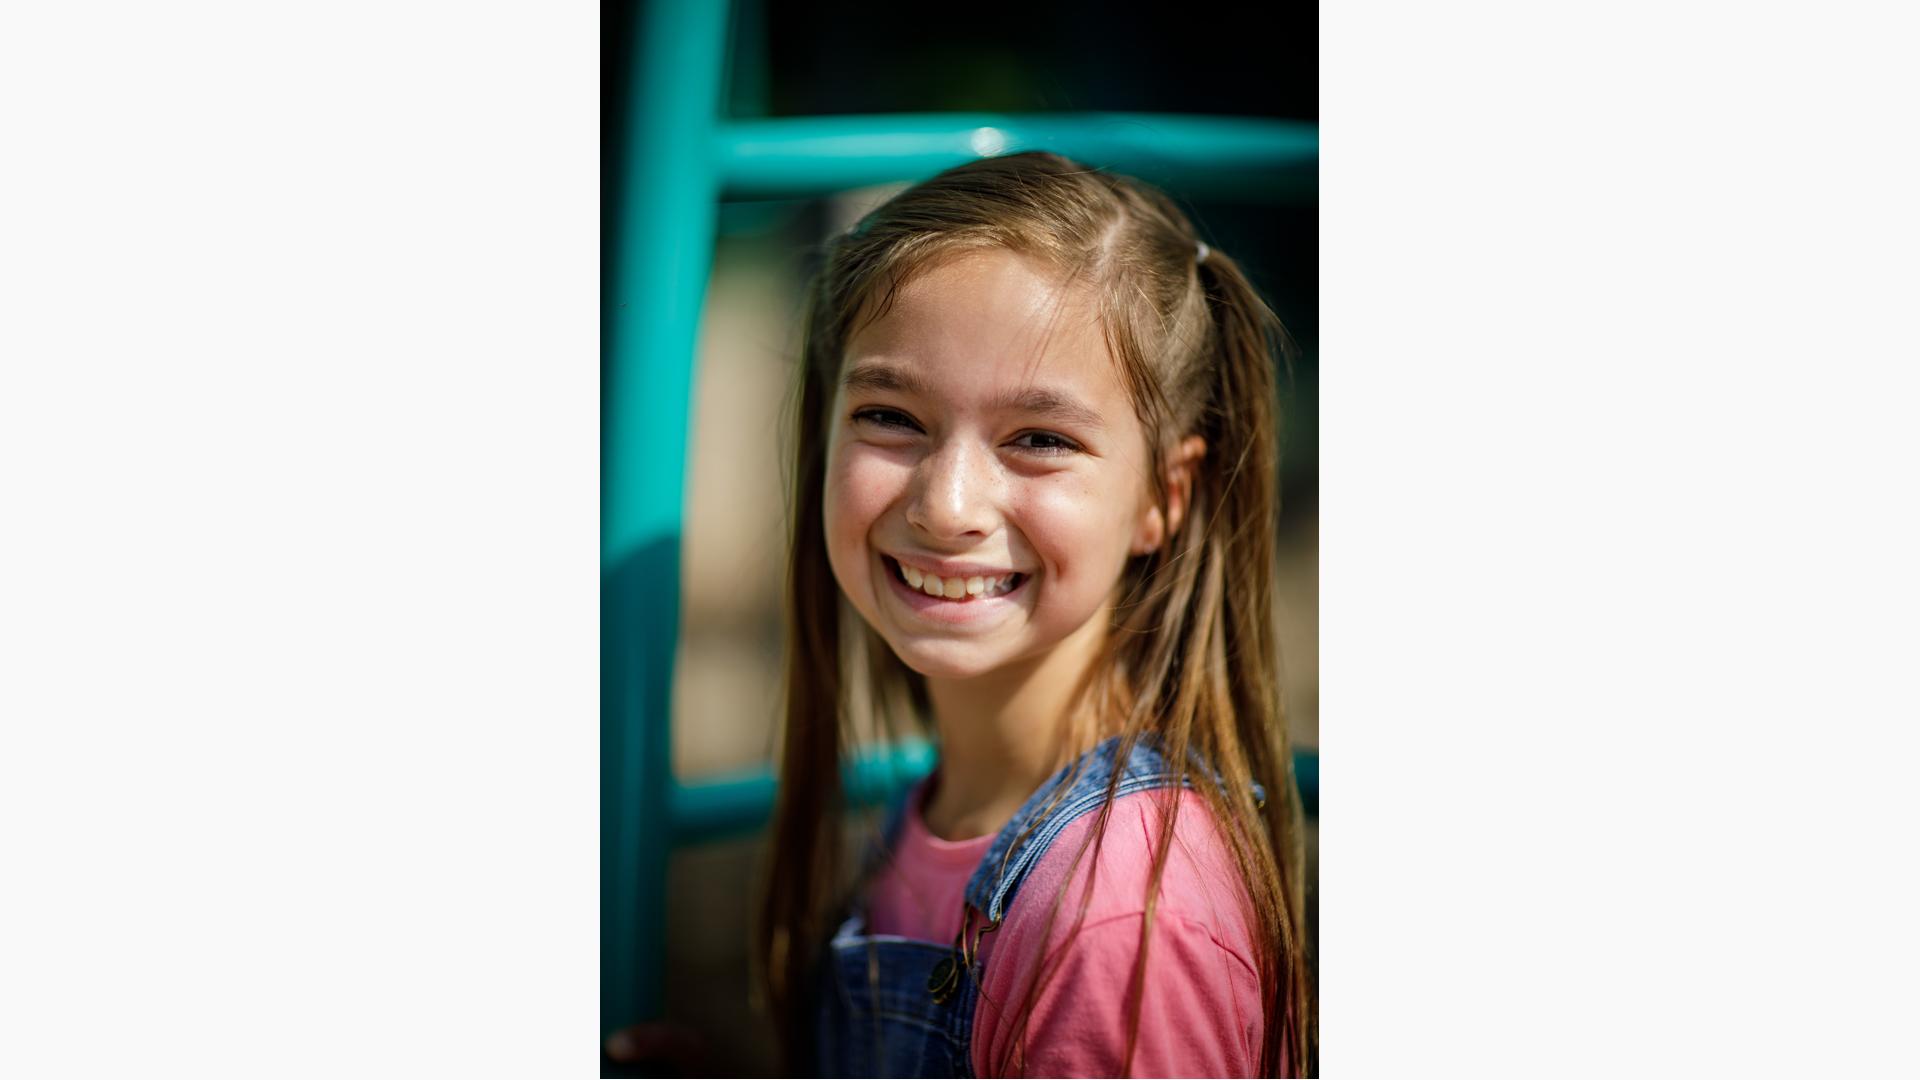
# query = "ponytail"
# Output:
<box><xmin>1191</xmin><ymin>244</ymin><xmax>1315</xmax><ymax>1076</ymax></box>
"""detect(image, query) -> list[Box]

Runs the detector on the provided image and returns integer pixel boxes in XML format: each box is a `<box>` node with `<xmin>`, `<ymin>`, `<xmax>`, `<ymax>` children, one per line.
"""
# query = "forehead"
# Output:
<box><xmin>841</xmin><ymin>248</ymin><xmax>1125</xmax><ymax>408</ymax></box>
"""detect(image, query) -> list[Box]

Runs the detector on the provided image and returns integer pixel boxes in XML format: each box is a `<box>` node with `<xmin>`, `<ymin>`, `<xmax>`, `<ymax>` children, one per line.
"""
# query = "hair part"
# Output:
<box><xmin>753</xmin><ymin>150</ymin><xmax>1315</xmax><ymax>1076</ymax></box>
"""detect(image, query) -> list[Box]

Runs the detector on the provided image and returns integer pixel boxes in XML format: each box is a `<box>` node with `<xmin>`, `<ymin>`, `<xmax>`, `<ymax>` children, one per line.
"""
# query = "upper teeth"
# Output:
<box><xmin>898</xmin><ymin>561</ymin><xmax>1018</xmax><ymax>599</ymax></box>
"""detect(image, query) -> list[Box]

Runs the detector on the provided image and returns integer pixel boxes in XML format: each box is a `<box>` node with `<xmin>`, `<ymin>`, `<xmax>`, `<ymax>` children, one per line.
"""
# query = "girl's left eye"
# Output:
<box><xmin>1010</xmin><ymin>430</ymin><xmax>1082</xmax><ymax>455</ymax></box>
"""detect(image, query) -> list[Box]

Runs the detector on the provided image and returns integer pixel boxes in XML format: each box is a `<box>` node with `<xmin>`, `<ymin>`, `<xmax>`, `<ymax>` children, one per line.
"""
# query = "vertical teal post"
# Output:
<box><xmin>602</xmin><ymin>0</ymin><xmax>730</xmax><ymax>1038</ymax></box>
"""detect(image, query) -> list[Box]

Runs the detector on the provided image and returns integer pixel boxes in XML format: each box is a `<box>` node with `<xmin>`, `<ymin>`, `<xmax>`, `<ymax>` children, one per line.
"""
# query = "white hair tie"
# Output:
<box><xmin>1196</xmin><ymin>241</ymin><xmax>1211</xmax><ymax>263</ymax></box>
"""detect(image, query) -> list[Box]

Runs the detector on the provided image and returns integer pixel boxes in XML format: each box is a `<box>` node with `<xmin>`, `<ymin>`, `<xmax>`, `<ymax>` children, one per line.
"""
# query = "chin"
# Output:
<box><xmin>884</xmin><ymin>639</ymin><xmax>1014</xmax><ymax>681</ymax></box>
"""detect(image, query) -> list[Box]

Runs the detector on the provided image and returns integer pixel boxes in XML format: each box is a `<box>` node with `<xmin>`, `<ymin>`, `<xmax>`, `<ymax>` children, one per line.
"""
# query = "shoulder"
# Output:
<box><xmin>968</xmin><ymin>787</ymin><xmax>1267</xmax><ymax>1077</ymax></box>
<box><xmin>1008</xmin><ymin>784</ymin><xmax>1257</xmax><ymax>938</ymax></box>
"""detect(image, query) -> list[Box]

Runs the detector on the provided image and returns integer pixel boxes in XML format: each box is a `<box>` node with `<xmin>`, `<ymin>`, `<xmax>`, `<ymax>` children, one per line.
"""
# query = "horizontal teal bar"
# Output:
<box><xmin>715</xmin><ymin>113</ymin><xmax>1317</xmax><ymax>202</ymax></box>
<box><xmin>669</xmin><ymin>743</ymin><xmax>1319</xmax><ymax>846</ymax></box>
<box><xmin>668</xmin><ymin>738</ymin><xmax>941</xmax><ymax>846</ymax></box>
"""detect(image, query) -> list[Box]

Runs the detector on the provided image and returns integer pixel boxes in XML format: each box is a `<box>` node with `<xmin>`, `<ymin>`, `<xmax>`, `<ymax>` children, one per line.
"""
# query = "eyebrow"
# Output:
<box><xmin>840</xmin><ymin>362</ymin><xmax>1108</xmax><ymax>432</ymax></box>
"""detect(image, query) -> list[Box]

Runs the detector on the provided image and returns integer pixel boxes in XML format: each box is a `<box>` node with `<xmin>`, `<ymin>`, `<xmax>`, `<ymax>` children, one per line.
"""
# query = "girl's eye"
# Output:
<box><xmin>851</xmin><ymin>407</ymin><xmax>921</xmax><ymax>432</ymax></box>
<box><xmin>1010</xmin><ymin>430</ymin><xmax>1082</xmax><ymax>455</ymax></box>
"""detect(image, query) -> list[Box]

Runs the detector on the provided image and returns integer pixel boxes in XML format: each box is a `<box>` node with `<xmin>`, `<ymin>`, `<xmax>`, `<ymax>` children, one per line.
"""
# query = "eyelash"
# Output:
<box><xmin>850</xmin><ymin>407</ymin><xmax>1083</xmax><ymax>456</ymax></box>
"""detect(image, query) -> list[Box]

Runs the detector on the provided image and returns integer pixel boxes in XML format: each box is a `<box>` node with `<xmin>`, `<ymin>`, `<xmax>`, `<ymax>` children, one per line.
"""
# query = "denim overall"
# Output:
<box><xmin>808</xmin><ymin>735</ymin><xmax>1267</xmax><ymax>1078</ymax></box>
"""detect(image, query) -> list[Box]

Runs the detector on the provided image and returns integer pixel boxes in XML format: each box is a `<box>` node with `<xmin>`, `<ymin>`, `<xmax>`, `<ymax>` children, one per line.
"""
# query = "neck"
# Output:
<box><xmin>919</xmin><ymin>609</ymin><xmax>1114</xmax><ymax>842</ymax></box>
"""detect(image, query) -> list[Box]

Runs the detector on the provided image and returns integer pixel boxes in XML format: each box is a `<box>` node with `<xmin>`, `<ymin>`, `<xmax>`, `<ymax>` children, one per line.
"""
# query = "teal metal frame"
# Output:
<box><xmin>604</xmin><ymin>0</ymin><xmax>1320</xmax><ymax>1040</ymax></box>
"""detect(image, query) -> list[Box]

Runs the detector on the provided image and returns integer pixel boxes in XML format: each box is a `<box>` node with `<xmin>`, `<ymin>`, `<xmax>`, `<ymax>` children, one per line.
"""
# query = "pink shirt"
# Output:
<box><xmin>865</xmin><ymin>777</ymin><xmax>1270</xmax><ymax>1078</ymax></box>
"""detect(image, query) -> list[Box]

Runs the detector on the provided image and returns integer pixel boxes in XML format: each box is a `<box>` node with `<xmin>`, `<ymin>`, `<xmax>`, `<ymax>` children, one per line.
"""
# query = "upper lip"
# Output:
<box><xmin>884</xmin><ymin>552</ymin><xmax>1024</xmax><ymax>579</ymax></box>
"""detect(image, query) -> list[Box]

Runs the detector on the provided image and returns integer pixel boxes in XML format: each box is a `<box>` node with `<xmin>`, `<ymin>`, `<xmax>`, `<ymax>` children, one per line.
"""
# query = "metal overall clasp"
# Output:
<box><xmin>927</xmin><ymin>904</ymin><xmax>1000</xmax><ymax>1005</ymax></box>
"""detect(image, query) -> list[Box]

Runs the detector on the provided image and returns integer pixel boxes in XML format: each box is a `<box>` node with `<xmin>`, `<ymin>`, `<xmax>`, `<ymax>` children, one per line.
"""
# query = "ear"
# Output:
<box><xmin>1131</xmin><ymin>436</ymin><xmax>1208</xmax><ymax>555</ymax></box>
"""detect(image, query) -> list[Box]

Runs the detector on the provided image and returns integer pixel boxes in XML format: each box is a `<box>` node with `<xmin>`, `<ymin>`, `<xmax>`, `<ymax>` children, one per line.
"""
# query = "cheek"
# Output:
<box><xmin>823</xmin><ymin>446</ymin><xmax>908</xmax><ymax>567</ymax></box>
<box><xmin>1015</xmin><ymin>474</ymin><xmax>1143</xmax><ymax>580</ymax></box>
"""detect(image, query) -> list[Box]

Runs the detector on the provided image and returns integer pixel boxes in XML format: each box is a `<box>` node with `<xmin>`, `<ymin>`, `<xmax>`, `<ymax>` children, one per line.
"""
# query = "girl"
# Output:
<box><xmin>756</xmin><ymin>150</ymin><xmax>1313</xmax><ymax>1078</ymax></box>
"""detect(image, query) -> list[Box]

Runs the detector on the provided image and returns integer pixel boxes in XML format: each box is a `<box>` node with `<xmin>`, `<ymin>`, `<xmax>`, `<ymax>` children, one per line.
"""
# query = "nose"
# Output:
<box><xmin>906</xmin><ymin>437</ymin><xmax>998</xmax><ymax>541</ymax></box>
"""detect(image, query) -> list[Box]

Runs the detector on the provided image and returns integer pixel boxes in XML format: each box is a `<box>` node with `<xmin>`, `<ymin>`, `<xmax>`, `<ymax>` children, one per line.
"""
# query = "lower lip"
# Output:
<box><xmin>881</xmin><ymin>556</ymin><xmax>1031</xmax><ymax>624</ymax></box>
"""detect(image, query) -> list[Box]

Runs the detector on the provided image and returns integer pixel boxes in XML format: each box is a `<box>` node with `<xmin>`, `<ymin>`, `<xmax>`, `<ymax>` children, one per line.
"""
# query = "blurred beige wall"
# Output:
<box><xmin>672</xmin><ymin>234</ymin><xmax>805</xmax><ymax>778</ymax></box>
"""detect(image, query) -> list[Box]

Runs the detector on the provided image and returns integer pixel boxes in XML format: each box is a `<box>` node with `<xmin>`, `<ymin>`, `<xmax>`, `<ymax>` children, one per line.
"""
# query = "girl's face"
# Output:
<box><xmin>822</xmin><ymin>248</ymin><xmax>1166</xmax><ymax>680</ymax></box>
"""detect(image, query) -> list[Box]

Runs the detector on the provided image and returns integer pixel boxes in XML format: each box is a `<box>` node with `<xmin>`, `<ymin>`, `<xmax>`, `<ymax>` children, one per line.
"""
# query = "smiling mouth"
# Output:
<box><xmin>883</xmin><ymin>556</ymin><xmax>1028</xmax><ymax>601</ymax></box>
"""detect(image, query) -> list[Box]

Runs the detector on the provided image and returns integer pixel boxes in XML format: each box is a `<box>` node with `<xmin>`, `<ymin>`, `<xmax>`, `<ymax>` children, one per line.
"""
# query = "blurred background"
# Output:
<box><xmin>604</xmin><ymin>1</ymin><xmax>1315</xmax><ymax>1074</ymax></box>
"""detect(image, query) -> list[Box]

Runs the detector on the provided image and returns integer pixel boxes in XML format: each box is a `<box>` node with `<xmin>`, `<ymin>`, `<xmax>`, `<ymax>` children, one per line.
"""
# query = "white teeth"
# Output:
<box><xmin>894</xmin><ymin>559</ymin><xmax>1024</xmax><ymax>600</ymax></box>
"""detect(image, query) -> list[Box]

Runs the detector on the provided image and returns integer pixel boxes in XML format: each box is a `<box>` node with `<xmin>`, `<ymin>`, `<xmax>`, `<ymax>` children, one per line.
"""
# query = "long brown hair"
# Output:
<box><xmin>753</xmin><ymin>150</ymin><xmax>1315</xmax><ymax>1077</ymax></box>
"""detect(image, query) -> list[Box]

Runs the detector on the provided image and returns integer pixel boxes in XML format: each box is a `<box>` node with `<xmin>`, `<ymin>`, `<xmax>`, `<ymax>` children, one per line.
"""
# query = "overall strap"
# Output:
<box><xmin>961</xmin><ymin>735</ymin><xmax>1267</xmax><ymax>925</ymax></box>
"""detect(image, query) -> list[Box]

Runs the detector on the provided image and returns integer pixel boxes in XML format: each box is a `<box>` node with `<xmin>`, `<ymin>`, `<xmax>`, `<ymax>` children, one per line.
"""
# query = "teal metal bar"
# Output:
<box><xmin>670</xmin><ymin>746</ymin><xmax>1320</xmax><ymax>846</ymax></box>
<box><xmin>717</xmin><ymin>113</ymin><xmax>1318</xmax><ymax>202</ymax></box>
<box><xmin>1294</xmin><ymin>748</ymin><xmax>1318</xmax><ymax>818</ymax></box>
<box><xmin>668</xmin><ymin>738</ymin><xmax>942</xmax><ymax>846</ymax></box>
<box><xmin>602</xmin><ymin>0</ymin><xmax>730</xmax><ymax>1041</ymax></box>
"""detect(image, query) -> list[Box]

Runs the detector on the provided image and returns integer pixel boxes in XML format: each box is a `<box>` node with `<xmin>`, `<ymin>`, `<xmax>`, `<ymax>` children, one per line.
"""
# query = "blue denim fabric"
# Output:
<box><xmin>809</xmin><ymin>735</ymin><xmax>1265</xmax><ymax>1078</ymax></box>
